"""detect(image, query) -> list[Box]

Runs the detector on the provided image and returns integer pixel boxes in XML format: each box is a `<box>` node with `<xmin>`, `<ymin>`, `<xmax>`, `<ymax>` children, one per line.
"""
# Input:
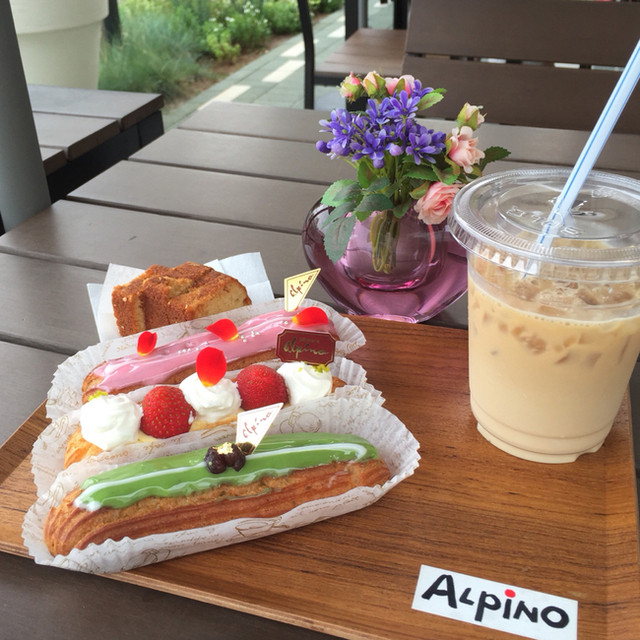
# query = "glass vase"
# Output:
<box><xmin>302</xmin><ymin>200</ymin><xmax>467</xmax><ymax>321</ymax></box>
<box><xmin>339</xmin><ymin>207</ymin><xmax>446</xmax><ymax>291</ymax></box>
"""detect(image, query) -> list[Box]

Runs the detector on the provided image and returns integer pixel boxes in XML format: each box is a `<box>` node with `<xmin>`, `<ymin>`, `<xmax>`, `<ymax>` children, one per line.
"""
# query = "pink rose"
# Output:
<box><xmin>458</xmin><ymin>103</ymin><xmax>485</xmax><ymax>128</ymax></box>
<box><xmin>339</xmin><ymin>72</ymin><xmax>361</xmax><ymax>99</ymax></box>
<box><xmin>448</xmin><ymin>126</ymin><xmax>485</xmax><ymax>173</ymax></box>
<box><xmin>415</xmin><ymin>182</ymin><xmax>460</xmax><ymax>225</ymax></box>
<box><xmin>385</xmin><ymin>74</ymin><xmax>416</xmax><ymax>96</ymax></box>
<box><xmin>362</xmin><ymin>71</ymin><xmax>385</xmax><ymax>96</ymax></box>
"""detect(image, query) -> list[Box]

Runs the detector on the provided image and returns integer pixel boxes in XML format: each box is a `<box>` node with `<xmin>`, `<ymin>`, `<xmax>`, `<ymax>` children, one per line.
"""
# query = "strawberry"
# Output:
<box><xmin>236</xmin><ymin>364</ymin><xmax>288</xmax><ymax>410</ymax></box>
<box><xmin>140</xmin><ymin>386</ymin><xmax>194</xmax><ymax>439</ymax></box>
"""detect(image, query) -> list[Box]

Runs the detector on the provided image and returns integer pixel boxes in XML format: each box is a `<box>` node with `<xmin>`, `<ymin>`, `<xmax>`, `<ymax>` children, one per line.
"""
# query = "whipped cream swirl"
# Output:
<box><xmin>80</xmin><ymin>394</ymin><xmax>142</xmax><ymax>451</ymax></box>
<box><xmin>179</xmin><ymin>373</ymin><xmax>241</xmax><ymax>423</ymax></box>
<box><xmin>277</xmin><ymin>362</ymin><xmax>333</xmax><ymax>404</ymax></box>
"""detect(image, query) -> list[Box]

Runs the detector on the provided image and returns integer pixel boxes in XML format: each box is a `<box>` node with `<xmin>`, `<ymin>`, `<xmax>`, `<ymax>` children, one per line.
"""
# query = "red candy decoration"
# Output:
<box><xmin>196</xmin><ymin>347</ymin><xmax>227</xmax><ymax>387</ymax></box>
<box><xmin>293</xmin><ymin>306</ymin><xmax>328</xmax><ymax>326</ymax></box>
<box><xmin>206</xmin><ymin>318</ymin><xmax>239</xmax><ymax>341</ymax></box>
<box><xmin>137</xmin><ymin>331</ymin><xmax>157</xmax><ymax>356</ymax></box>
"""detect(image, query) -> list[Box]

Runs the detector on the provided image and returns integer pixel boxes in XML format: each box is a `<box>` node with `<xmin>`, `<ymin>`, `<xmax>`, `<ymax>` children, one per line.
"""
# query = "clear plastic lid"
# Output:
<box><xmin>449</xmin><ymin>168</ymin><xmax>640</xmax><ymax>275</ymax></box>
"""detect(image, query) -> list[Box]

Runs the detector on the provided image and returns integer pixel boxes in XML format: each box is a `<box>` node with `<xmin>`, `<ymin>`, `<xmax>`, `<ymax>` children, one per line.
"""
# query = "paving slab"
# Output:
<box><xmin>163</xmin><ymin>0</ymin><xmax>395</xmax><ymax>128</ymax></box>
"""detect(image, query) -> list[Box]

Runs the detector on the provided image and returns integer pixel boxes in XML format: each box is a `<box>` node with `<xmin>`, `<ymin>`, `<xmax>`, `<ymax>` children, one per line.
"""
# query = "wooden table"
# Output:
<box><xmin>0</xmin><ymin>101</ymin><xmax>638</xmax><ymax>639</ymax></box>
<box><xmin>2</xmin><ymin>320</ymin><xmax>639</xmax><ymax>639</ymax></box>
<box><xmin>29</xmin><ymin>84</ymin><xmax>164</xmax><ymax>201</ymax></box>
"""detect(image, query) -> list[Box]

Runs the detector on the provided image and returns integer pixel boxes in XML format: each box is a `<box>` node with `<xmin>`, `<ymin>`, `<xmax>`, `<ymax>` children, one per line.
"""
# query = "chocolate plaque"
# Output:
<box><xmin>276</xmin><ymin>329</ymin><xmax>336</xmax><ymax>365</ymax></box>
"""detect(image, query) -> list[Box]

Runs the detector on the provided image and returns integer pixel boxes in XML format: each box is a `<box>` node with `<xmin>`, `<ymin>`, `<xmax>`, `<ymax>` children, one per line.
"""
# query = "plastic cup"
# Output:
<box><xmin>448</xmin><ymin>168</ymin><xmax>640</xmax><ymax>463</ymax></box>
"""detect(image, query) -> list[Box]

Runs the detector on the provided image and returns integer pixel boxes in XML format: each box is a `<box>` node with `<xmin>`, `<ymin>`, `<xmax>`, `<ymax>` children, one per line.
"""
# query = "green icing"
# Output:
<box><xmin>75</xmin><ymin>433</ymin><xmax>379</xmax><ymax>511</ymax></box>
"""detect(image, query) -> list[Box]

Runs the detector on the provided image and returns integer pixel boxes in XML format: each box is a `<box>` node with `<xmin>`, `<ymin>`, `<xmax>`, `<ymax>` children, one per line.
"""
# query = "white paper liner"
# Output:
<box><xmin>91</xmin><ymin>254</ymin><xmax>275</xmax><ymax>342</ymax></box>
<box><xmin>46</xmin><ymin>298</ymin><xmax>365</xmax><ymax>421</ymax></box>
<box><xmin>23</xmin><ymin>397</ymin><xmax>420</xmax><ymax>574</ymax></box>
<box><xmin>33</xmin><ymin>356</ymin><xmax>382</xmax><ymax>496</ymax></box>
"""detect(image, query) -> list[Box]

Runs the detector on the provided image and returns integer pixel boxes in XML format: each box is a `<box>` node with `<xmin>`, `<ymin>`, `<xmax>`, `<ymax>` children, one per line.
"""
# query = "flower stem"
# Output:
<box><xmin>370</xmin><ymin>211</ymin><xmax>400</xmax><ymax>273</ymax></box>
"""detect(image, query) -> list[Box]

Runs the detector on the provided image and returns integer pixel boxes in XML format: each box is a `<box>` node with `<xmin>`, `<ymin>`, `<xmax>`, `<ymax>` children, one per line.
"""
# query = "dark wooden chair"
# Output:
<box><xmin>402</xmin><ymin>0</ymin><xmax>640</xmax><ymax>132</ymax></box>
<box><xmin>297</xmin><ymin>0</ymin><xmax>406</xmax><ymax>108</ymax></box>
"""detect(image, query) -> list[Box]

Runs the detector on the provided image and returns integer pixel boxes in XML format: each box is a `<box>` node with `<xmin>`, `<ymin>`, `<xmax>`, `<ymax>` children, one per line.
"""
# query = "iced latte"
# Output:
<box><xmin>449</xmin><ymin>169</ymin><xmax>640</xmax><ymax>462</ymax></box>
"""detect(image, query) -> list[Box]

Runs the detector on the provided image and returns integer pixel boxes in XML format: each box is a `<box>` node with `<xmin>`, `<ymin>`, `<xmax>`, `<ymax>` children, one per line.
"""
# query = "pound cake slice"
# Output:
<box><xmin>112</xmin><ymin>262</ymin><xmax>251</xmax><ymax>336</ymax></box>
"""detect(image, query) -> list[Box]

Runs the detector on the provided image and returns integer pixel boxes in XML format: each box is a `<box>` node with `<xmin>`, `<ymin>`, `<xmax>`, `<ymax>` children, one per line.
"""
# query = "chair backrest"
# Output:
<box><xmin>402</xmin><ymin>0</ymin><xmax>640</xmax><ymax>132</ymax></box>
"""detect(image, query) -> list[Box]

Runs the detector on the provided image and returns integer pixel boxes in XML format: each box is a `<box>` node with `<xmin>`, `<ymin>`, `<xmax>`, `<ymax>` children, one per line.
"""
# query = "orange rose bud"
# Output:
<box><xmin>206</xmin><ymin>318</ymin><xmax>239</xmax><ymax>341</ymax></box>
<box><xmin>196</xmin><ymin>347</ymin><xmax>227</xmax><ymax>387</ymax></box>
<box><xmin>293</xmin><ymin>306</ymin><xmax>328</xmax><ymax>326</ymax></box>
<box><xmin>137</xmin><ymin>331</ymin><xmax>157</xmax><ymax>356</ymax></box>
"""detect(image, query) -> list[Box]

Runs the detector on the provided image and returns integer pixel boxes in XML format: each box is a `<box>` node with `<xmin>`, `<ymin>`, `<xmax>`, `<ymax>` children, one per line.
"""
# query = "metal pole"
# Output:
<box><xmin>0</xmin><ymin>1</ymin><xmax>51</xmax><ymax>232</ymax></box>
<box><xmin>297</xmin><ymin>0</ymin><xmax>316</xmax><ymax>109</ymax></box>
<box><xmin>104</xmin><ymin>0</ymin><xmax>121</xmax><ymax>43</ymax></box>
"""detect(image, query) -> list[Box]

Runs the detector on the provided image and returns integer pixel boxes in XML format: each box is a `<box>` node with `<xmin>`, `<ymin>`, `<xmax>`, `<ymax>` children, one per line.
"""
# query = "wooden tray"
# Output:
<box><xmin>1</xmin><ymin>319</ymin><xmax>639</xmax><ymax>639</ymax></box>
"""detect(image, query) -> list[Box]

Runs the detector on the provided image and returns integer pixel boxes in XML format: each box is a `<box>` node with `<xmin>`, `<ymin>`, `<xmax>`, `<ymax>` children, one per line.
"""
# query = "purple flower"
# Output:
<box><xmin>365</xmin><ymin>98</ymin><xmax>392</xmax><ymax>129</ymax></box>
<box><xmin>405</xmin><ymin>127</ymin><xmax>446</xmax><ymax>164</ymax></box>
<box><xmin>385</xmin><ymin>90</ymin><xmax>423</xmax><ymax>120</ymax></box>
<box><xmin>352</xmin><ymin>129</ymin><xmax>389</xmax><ymax>168</ymax></box>
<box><xmin>316</xmin><ymin>78</ymin><xmax>446</xmax><ymax>169</ymax></box>
<box><xmin>317</xmin><ymin>109</ymin><xmax>359</xmax><ymax>157</ymax></box>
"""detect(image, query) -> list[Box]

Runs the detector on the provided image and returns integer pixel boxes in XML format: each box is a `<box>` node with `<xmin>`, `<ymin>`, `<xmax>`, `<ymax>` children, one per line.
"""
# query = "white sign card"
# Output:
<box><xmin>284</xmin><ymin>268</ymin><xmax>320</xmax><ymax>311</ymax></box>
<box><xmin>236</xmin><ymin>402</ymin><xmax>283</xmax><ymax>450</ymax></box>
<box><xmin>412</xmin><ymin>564</ymin><xmax>578</xmax><ymax>640</ymax></box>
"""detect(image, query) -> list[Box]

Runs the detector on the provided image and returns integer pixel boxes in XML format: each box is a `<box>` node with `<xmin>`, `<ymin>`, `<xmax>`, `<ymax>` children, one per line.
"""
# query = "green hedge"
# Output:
<box><xmin>100</xmin><ymin>0</ymin><xmax>343</xmax><ymax>99</ymax></box>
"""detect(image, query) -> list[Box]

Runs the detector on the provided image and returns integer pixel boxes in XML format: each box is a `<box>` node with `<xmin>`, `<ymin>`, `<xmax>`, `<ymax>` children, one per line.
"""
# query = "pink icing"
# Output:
<box><xmin>89</xmin><ymin>308</ymin><xmax>336</xmax><ymax>393</ymax></box>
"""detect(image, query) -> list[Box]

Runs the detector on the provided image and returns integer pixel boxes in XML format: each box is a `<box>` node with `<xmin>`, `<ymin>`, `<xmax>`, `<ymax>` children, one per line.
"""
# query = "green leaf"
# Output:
<box><xmin>367</xmin><ymin>176</ymin><xmax>391</xmax><ymax>192</ymax></box>
<box><xmin>334</xmin><ymin>182</ymin><xmax>362</xmax><ymax>203</ymax></box>
<box><xmin>323</xmin><ymin>214</ymin><xmax>357</xmax><ymax>263</ymax></box>
<box><xmin>405</xmin><ymin>166</ymin><xmax>439</xmax><ymax>182</ymax></box>
<box><xmin>355</xmin><ymin>192</ymin><xmax>394</xmax><ymax>213</ymax></box>
<box><xmin>434</xmin><ymin>165</ymin><xmax>458</xmax><ymax>184</ymax></box>
<box><xmin>354</xmin><ymin>209</ymin><xmax>373</xmax><ymax>222</ymax></box>
<box><xmin>320</xmin><ymin>201</ymin><xmax>354</xmax><ymax>228</ymax></box>
<box><xmin>417</xmin><ymin>88</ymin><xmax>446</xmax><ymax>111</ymax></box>
<box><xmin>409</xmin><ymin>181</ymin><xmax>431</xmax><ymax>200</ymax></box>
<box><xmin>357</xmin><ymin>162</ymin><xmax>376</xmax><ymax>189</ymax></box>
<box><xmin>321</xmin><ymin>179</ymin><xmax>359</xmax><ymax>205</ymax></box>
<box><xmin>478</xmin><ymin>146</ymin><xmax>511</xmax><ymax>170</ymax></box>
<box><xmin>392</xmin><ymin>200</ymin><xmax>411</xmax><ymax>218</ymax></box>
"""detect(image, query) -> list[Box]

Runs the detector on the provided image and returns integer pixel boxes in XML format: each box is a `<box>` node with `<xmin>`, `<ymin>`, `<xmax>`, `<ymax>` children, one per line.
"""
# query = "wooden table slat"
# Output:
<box><xmin>0</xmin><ymin>254</ymin><xmax>104</xmax><ymax>354</ymax></box>
<box><xmin>28</xmin><ymin>84</ymin><xmax>164</xmax><ymax>131</ymax></box>
<box><xmin>131</xmin><ymin>128</ymin><xmax>350</xmax><ymax>184</ymax></box>
<box><xmin>180</xmin><ymin>102</ymin><xmax>329</xmax><ymax>143</ymax></box>
<box><xmin>33</xmin><ymin>112</ymin><xmax>121</xmax><ymax>161</ymax></box>
<box><xmin>39</xmin><ymin>145</ymin><xmax>67</xmax><ymax>175</ymax></box>
<box><xmin>67</xmin><ymin>161</ymin><xmax>326</xmax><ymax>231</ymax></box>
<box><xmin>0</xmin><ymin>342</ymin><xmax>65</xmax><ymax>446</ymax></box>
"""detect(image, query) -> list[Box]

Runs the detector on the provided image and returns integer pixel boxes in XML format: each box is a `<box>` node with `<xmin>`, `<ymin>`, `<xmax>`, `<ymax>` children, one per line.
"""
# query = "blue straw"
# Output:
<box><xmin>537</xmin><ymin>38</ymin><xmax>640</xmax><ymax>249</ymax></box>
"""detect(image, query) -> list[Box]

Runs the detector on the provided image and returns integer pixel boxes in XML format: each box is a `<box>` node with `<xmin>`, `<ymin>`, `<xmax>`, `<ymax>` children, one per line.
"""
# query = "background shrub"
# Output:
<box><xmin>224</xmin><ymin>2</ymin><xmax>272</xmax><ymax>50</ymax></box>
<box><xmin>203</xmin><ymin>21</ymin><xmax>242</xmax><ymax>63</ymax></box>
<box><xmin>310</xmin><ymin>0</ymin><xmax>343</xmax><ymax>14</ymax></box>
<box><xmin>99</xmin><ymin>4</ymin><xmax>207</xmax><ymax>100</ymax></box>
<box><xmin>100</xmin><ymin>0</ymin><xmax>344</xmax><ymax>101</ymax></box>
<box><xmin>262</xmin><ymin>0</ymin><xmax>301</xmax><ymax>35</ymax></box>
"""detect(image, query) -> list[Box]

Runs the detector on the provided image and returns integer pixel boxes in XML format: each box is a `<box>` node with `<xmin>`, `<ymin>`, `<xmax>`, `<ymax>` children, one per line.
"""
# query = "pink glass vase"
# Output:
<box><xmin>302</xmin><ymin>200</ymin><xmax>466</xmax><ymax>321</ymax></box>
<box><xmin>339</xmin><ymin>207</ymin><xmax>446</xmax><ymax>291</ymax></box>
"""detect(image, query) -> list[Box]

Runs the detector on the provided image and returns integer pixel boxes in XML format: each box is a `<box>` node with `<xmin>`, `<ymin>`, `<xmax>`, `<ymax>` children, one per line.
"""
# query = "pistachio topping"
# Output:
<box><xmin>73</xmin><ymin>433</ymin><xmax>380</xmax><ymax>512</ymax></box>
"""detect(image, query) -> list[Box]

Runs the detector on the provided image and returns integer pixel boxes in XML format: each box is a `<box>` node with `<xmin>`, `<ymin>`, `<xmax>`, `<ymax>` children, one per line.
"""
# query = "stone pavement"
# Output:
<box><xmin>163</xmin><ymin>0</ymin><xmax>396</xmax><ymax>129</ymax></box>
